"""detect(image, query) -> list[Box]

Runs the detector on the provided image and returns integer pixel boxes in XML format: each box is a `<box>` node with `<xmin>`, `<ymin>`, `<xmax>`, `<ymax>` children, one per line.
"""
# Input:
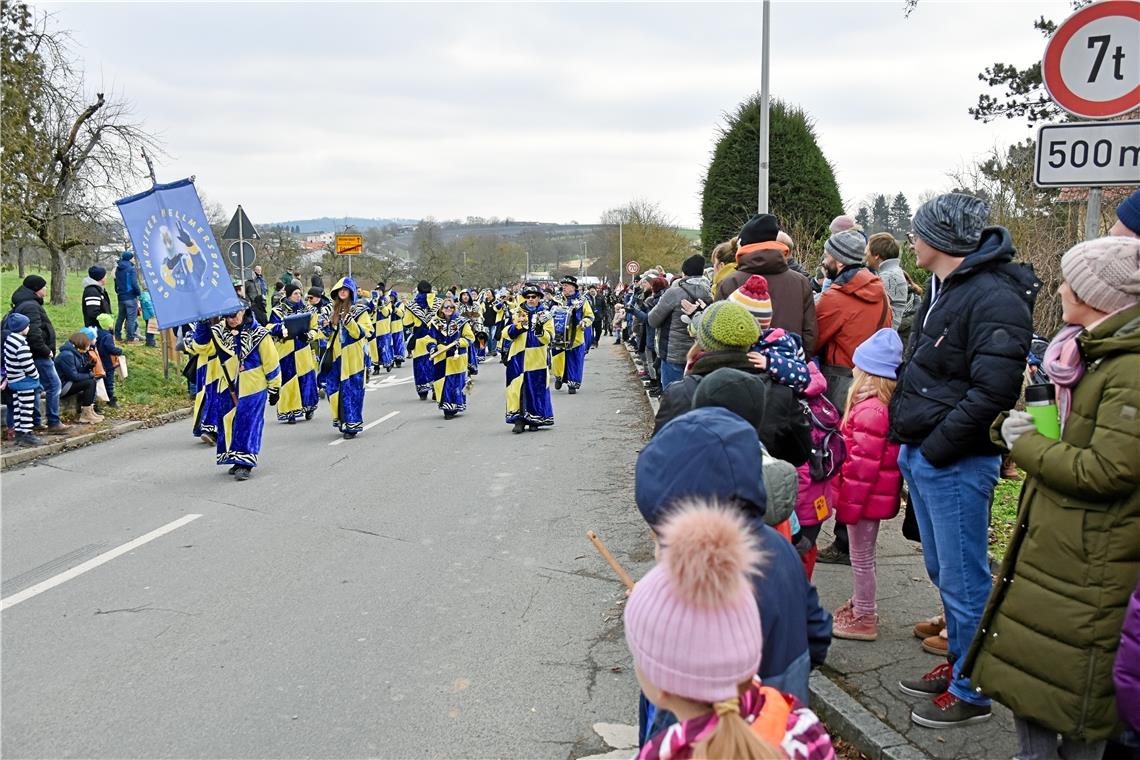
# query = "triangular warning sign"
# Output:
<box><xmin>222</xmin><ymin>205</ymin><xmax>260</xmax><ymax>240</ymax></box>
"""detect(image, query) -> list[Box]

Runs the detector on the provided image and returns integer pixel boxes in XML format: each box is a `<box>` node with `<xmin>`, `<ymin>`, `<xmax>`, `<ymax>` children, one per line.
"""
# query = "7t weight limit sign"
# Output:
<box><xmin>1034</xmin><ymin>121</ymin><xmax>1140</xmax><ymax>187</ymax></box>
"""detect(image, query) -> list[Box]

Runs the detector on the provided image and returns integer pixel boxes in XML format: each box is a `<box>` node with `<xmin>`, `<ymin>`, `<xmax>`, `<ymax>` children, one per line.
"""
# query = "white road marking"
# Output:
<box><xmin>1</xmin><ymin>514</ymin><xmax>203</xmax><ymax>611</ymax></box>
<box><xmin>366</xmin><ymin>376</ymin><xmax>413</xmax><ymax>391</ymax></box>
<box><xmin>328</xmin><ymin>411</ymin><xmax>400</xmax><ymax>446</ymax></box>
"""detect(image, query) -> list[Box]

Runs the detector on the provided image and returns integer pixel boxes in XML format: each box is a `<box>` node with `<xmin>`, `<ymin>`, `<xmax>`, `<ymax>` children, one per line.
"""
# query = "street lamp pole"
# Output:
<box><xmin>758</xmin><ymin>0</ymin><xmax>771</xmax><ymax>214</ymax></box>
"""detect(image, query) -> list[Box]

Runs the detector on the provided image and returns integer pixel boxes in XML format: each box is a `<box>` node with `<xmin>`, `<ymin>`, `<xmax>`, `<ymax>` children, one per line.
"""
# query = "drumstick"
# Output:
<box><xmin>587</xmin><ymin>531</ymin><xmax>635</xmax><ymax>590</ymax></box>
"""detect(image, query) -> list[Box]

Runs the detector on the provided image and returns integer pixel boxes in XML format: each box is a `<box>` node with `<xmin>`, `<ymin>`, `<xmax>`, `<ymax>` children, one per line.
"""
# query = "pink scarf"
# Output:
<box><xmin>1042</xmin><ymin>324</ymin><xmax>1085</xmax><ymax>432</ymax></box>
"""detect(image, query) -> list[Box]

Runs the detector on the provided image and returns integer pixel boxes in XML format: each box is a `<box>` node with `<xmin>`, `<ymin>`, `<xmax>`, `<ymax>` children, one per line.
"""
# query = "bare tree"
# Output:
<box><xmin>5</xmin><ymin>2</ymin><xmax>158</xmax><ymax>303</ymax></box>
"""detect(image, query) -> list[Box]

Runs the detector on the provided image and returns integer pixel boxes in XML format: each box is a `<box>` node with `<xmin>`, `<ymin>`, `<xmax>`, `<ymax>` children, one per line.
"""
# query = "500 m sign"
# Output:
<box><xmin>1034</xmin><ymin>121</ymin><xmax>1140</xmax><ymax>187</ymax></box>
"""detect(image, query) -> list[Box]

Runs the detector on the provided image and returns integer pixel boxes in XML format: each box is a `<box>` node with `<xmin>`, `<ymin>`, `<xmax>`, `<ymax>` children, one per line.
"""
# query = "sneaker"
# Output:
<box><xmin>567</xmin><ymin>386</ymin><xmax>576</xmax><ymax>395</ymax></box>
<box><xmin>923</xmin><ymin>629</ymin><xmax>949</xmax><ymax>656</ymax></box>
<box><xmin>233</xmin><ymin>467</ymin><xmax>252</xmax><ymax>482</ymax></box>
<box><xmin>833</xmin><ymin>610</ymin><xmax>879</xmax><ymax>641</ymax></box>
<box><xmin>201</xmin><ymin>432</ymin><xmax>217</xmax><ymax>445</ymax></box>
<box><xmin>899</xmin><ymin>661</ymin><xmax>954</xmax><ymax>697</ymax></box>
<box><xmin>342</xmin><ymin>431</ymin><xmax>357</xmax><ymax>440</ymax></box>
<box><xmin>910</xmin><ymin>691</ymin><xmax>991</xmax><ymax>728</ymax></box>
<box><xmin>512</xmin><ymin>421</ymin><xmax>525</xmax><ymax>434</ymax></box>
<box><xmin>816</xmin><ymin>542</ymin><xmax>851</xmax><ymax>566</ymax></box>
<box><xmin>14</xmin><ymin>432</ymin><xmax>46</xmax><ymax>447</ymax></box>
<box><xmin>914</xmin><ymin>614</ymin><xmax>946</xmax><ymax>640</ymax></box>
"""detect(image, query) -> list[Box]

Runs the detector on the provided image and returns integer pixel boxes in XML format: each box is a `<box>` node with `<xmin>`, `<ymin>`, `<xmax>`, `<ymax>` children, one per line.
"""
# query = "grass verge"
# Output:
<box><xmin>3</xmin><ymin>269</ymin><xmax>191</xmax><ymax>428</ymax></box>
<box><xmin>989</xmin><ymin>475</ymin><xmax>1023</xmax><ymax>561</ymax></box>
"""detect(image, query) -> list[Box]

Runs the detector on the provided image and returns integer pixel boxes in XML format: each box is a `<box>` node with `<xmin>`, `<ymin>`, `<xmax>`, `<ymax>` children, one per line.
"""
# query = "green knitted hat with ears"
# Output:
<box><xmin>696</xmin><ymin>300</ymin><xmax>760</xmax><ymax>353</ymax></box>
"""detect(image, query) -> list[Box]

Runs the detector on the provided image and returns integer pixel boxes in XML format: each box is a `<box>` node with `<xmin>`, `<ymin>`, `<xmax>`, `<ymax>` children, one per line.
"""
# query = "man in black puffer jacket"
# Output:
<box><xmin>9</xmin><ymin>275</ymin><xmax>68</xmax><ymax>433</ymax></box>
<box><xmin>889</xmin><ymin>193</ymin><xmax>1038</xmax><ymax>729</ymax></box>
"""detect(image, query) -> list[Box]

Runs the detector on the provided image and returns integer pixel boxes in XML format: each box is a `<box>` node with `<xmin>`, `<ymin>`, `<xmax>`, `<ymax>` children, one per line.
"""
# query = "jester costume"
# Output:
<box><xmin>187</xmin><ymin>322</ymin><xmax>221</xmax><ymax>442</ymax></box>
<box><xmin>504</xmin><ymin>288</ymin><xmax>555</xmax><ymax>430</ymax></box>
<box><xmin>550</xmin><ymin>277</ymin><xmax>595</xmax><ymax>394</ymax></box>
<box><xmin>388</xmin><ymin>291</ymin><xmax>407</xmax><ymax>366</ymax></box>
<box><xmin>372</xmin><ymin>289</ymin><xmax>395</xmax><ymax>372</ymax></box>
<box><xmin>190</xmin><ymin>316</ymin><xmax>281</xmax><ymax>470</ymax></box>
<box><xmin>323</xmin><ymin>277</ymin><xmax>373</xmax><ymax>437</ymax></box>
<box><xmin>406</xmin><ymin>282</ymin><xmax>437</xmax><ymax>399</ymax></box>
<box><xmin>426</xmin><ymin>304</ymin><xmax>476</xmax><ymax>418</ymax></box>
<box><xmin>267</xmin><ymin>294</ymin><xmax>319</xmax><ymax>423</ymax></box>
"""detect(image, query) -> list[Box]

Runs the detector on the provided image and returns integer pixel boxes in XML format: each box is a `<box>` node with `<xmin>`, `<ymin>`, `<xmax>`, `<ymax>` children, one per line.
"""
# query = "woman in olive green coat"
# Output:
<box><xmin>962</xmin><ymin>237</ymin><xmax>1140</xmax><ymax>757</ymax></box>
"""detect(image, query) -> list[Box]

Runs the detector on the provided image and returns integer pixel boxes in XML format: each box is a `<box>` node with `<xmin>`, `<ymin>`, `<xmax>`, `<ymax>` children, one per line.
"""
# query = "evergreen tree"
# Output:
<box><xmin>701</xmin><ymin>96</ymin><xmax>843</xmax><ymax>253</ymax></box>
<box><xmin>889</xmin><ymin>193</ymin><xmax>912</xmax><ymax>237</ymax></box>
<box><xmin>854</xmin><ymin>206</ymin><xmax>871</xmax><ymax>231</ymax></box>
<box><xmin>871</xmin><ymin>194</ymin><xmax>891</xmax><ymax>234</ymax></box>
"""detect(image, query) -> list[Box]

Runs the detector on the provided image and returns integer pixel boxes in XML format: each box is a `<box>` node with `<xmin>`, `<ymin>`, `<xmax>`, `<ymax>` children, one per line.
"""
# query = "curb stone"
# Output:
<box><xmin>1</xmin><ymin>407</ymin><xmax>192</xmax><ymax>471</ymax></box>
<box><xmin>620</xmin><ymin>344</ymin><xmax>930</xmax><ymax>760</ymax></box>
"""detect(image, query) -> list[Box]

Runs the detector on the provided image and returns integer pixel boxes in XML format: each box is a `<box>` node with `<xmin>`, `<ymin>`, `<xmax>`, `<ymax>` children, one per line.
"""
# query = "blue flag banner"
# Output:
<box><xmin>115</xmin><ymin>178</ymin><xmax>243</xmax><ymax>330</ymax></box>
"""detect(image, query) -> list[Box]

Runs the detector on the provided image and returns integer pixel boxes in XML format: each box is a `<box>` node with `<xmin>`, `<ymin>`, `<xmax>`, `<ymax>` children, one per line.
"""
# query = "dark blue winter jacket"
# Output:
<box><xmin>95</xmin><ymin>329</ymin><xmax>122</xmax><ymax>374</ymax></box>
<box><xmin>636</xmin><ymin>407</ymin><xmax>831</xmax><ymax>680</ymax></box>
<box><xmin>889</xmin><ymin>226</ymin><xmax>1038</xmax><ymax>466</ymax></box>
<box><xmin>115</xmin><ymin>258</ymin><xmax>141</xmax><ymax>299</ymax></box>
<box><xmin>54</xmin><ymin>341</ymin><xmax>94</xmax><ymax>384</ymax></box>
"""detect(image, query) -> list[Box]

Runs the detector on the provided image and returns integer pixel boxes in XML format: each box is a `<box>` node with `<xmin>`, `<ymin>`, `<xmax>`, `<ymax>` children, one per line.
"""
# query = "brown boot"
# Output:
<box><xmin>922</xmin><ymin>628</ymin><xmax>949</xmax><ymax>656</ymax></box>
<box><xmin>78</xmin><ymin>405</ymin><xmax>103</xmax><ymax>424</ymax></box>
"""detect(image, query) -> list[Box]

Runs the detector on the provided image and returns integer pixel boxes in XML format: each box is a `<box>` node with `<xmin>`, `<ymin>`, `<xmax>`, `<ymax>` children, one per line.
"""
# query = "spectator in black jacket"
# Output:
<box><xmin>114</xmin><ymin>251</ymin><xmax>142</xmax><ymax>341</ymax></box>
<box><xmin>9</xmin><ymin>275</ymin><xmax>68</xmax><ymax>434</ymax></box>
<box><xmin>890</xmin><ymin>193</ymin><xmax>1037</xmax><ymax>729</ymax></box>
<box><xmin>82</xmin><ymin>266</ymin><xmax>112</xmax><ymax>328</ymax></box>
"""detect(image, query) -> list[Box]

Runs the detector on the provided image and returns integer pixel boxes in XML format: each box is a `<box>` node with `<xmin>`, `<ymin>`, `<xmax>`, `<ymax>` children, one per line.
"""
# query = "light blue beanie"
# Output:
<box><xmin>852</xmin><ymin>328</ymin><xmax>903</xmax><ymax>379</ymax></box>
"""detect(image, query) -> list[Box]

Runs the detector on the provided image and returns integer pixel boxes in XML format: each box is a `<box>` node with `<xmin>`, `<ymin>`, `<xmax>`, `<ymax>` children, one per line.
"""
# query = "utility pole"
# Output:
<box><xmin>619</xmin><ymin>223</ymin><xmax>624</xmax><ymax>285</ymax></box>
<box><xmin>758</xmin><ymin>0</ymin><xmax>771</xmax><ymax>214</ymax></box>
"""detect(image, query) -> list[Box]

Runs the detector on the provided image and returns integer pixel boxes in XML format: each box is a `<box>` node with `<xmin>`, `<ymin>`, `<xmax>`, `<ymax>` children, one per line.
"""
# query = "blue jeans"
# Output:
<box><xmin>116</xmin><ymin>297</ymin><xmax>138</xmax><ymax>340</ymax></box>
<box><xmin>33</xmin><ymin>358</ymin><xmax>62</xmax><ymax>427</ymax></box>
<box><xmin>898</xmin><ymin>444</ymin><xmax>999</xmax><ymax>706</ymax></box>
<box><xmin>487</xmin><ymin>324</ymin><xmax>499</xmax><ymax>354</ymax></box>
<box><xmin>658</xmin><ymin>360</ymin><xmax>684</xmax><ymax>389</ymax></box>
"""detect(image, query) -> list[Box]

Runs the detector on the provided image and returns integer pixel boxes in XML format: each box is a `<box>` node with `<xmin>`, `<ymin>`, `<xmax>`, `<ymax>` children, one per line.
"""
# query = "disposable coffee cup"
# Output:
<box><xmin>1024</xmin><ymin>383</ymin><xmax>1060</xmax><ymax>440</ymax></box>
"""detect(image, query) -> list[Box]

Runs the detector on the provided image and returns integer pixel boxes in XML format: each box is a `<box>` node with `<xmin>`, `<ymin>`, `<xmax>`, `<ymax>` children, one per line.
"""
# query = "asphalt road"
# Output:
<box><xmin>2</xmin><ymin>342</ymin><xmax>654</xmax><ymax>759</ymax></box>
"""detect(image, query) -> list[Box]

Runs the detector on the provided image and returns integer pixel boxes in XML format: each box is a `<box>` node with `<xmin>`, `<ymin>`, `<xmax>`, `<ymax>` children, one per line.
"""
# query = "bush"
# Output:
<box><xmin>701</xmin><ymin>96</ymin><xmax>844</xmax><ymax>254</ymax></box>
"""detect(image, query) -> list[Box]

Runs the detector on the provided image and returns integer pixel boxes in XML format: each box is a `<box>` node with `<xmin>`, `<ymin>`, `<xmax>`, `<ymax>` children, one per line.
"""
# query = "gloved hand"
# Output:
<box><xmin>1000</xmin><ymin>410</ymin><xmax>1037</xmax><ymax>450</ymax></box>
<box><xmin>267</xmin><ymin>388</ymin><xmax>279</xmax><ymax>406</ymax></box>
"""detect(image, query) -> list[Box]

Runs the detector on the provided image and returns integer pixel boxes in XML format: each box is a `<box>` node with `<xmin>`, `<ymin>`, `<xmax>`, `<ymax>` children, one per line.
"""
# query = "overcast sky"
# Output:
<box><xmin>43</xmin><ymin>0</ymin><xmax>1076</xmax><ymax>228</ymax></box>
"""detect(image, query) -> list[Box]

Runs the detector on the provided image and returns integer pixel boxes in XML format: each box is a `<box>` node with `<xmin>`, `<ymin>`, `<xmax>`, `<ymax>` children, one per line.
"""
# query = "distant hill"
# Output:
<box><xmin>265</xmin><ymin>217</ymin><xmax>419</xmax><ymax>234</ymax></box>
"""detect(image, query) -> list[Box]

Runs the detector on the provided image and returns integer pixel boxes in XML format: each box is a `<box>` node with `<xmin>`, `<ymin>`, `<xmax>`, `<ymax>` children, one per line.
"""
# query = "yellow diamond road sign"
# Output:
<box><xmin>335</xmin><ymin>233</ymin><xmax>364</xmax><ymax>255</ymax></box>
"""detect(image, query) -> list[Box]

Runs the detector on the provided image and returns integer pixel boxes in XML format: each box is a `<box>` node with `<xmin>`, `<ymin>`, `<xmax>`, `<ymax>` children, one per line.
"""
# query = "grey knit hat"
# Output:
<box><xmin>824</xmin><ymin>228</ymin><xmax>868</xmax><ymax>266</ymax></box>
<box><xmin>1061</xmin><ymin>237</ymin><xmax>1140</xmax><ymax>314</ymax></box>
<box><xmin>912</xmin><ymin>193</ymin><xmax>990</xmax><ymax>256</ymax></box>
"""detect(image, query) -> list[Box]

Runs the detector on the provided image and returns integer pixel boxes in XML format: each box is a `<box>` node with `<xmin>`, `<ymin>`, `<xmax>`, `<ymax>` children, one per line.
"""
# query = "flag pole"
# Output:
<box><xmin>140</xmin><ymin>147</ymin><xmax>170</xmax><ymax>380</ymax></box>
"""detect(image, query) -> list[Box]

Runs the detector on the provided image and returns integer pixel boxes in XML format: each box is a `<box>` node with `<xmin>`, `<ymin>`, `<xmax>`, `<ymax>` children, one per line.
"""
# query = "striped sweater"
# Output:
<box><xmin>3</xmin><ymin>332</ymin><xmax>38</xmax><ymax>382</ymax></box>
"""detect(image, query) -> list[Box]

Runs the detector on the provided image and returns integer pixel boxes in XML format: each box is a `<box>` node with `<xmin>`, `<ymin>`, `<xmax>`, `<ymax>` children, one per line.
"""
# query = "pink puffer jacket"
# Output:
<box><xmin>833</xmin><ymin>397</ymin><xmax>902</xmax><ymax>524</ymax></box>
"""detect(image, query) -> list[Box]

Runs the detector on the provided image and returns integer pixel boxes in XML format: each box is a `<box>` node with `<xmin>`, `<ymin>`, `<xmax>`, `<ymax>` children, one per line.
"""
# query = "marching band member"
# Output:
<box><xmin>323</xmin><ymin>277</ymin><xmax>373</xmax><ymax>439</ymax></box>
<box><xmin>190</xmin><ymin>301</ymin><xmax>281</xmax><ymax>481</ymax></box>
<box><xmin>458</xmin><ymin>289</ymin><xmax>485</xmax><ymax>365</ymax></box>
<box><xmin>504</xmin><ymin>284</ymin><xmax>555</xmax><ymax>434</ymax></box>
<box><xmin>188</xmin><ymin>319</ymin><xmax>221</xmax><ymax>444</ymax></box>
<box><xmin>267</xmin><ymin>282</ymin><xmax>319</xmax><ymax>424</ymax></box>
<box><xmin>357</xmin><ymin>286</ymin><xmax>379</xmax><ymax>379</ymax></box>
<box><xmin>307</xmin><ymin>287</ymin><xmax>333</xmax><ymax>398</ymax></box>
<box><xmin>388</xmin><ymin>290</ymin><xmax>407</xmax><ymax>367</ymax></box>
<box><xmin>550</xmin><ymin>275</ymin><xmax>595</xmax><ymax>395</ymax></box>
<box><xmin>371</xmin><ymin>281</ymin><xmax>395</xmax><ymax>373</ymax></box>
<box><xmin>406</xmin><ymin>280</ymin><xmax>437</xmax><ymax>400</ymax></box>
<box><xmin>426</xmin><ymin>296</ymin><xmax>476</xmax><ymax>419</ymax></box>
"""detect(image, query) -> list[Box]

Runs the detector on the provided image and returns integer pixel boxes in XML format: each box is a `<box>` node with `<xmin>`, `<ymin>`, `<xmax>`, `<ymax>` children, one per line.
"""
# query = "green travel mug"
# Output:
<box><xmin>1024</xmin><ymin>383</ymin><xmax>1060</xmax><ymax>440</ymax></box>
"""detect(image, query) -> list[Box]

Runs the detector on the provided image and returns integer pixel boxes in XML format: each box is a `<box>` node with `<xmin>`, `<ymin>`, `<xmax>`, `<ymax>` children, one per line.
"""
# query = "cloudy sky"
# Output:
<box><xmin>43</xmin><ymin>0</ymin><xmax>1076</xmax><ymax>228</ymax></box>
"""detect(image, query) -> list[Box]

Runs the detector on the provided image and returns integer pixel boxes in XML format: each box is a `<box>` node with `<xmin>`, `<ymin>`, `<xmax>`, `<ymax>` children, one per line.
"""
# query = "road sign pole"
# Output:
<box><xmin>758</xmin><ymin>0</ymin><xmax>771</xmax><ymax>214</ymax></box>
<box><xmin>237</xmin><ymin>205</ymin><xmax>246</xmax><ymax>285</ymax></box>
<box><xmin>1085</xmin><ymin>187</ymin><xmax>1103</xmax><ymax>240</ymax></box>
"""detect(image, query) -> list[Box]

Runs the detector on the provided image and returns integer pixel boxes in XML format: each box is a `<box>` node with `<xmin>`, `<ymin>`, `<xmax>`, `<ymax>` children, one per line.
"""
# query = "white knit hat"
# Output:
<box><xmin>1061</xmin><ymin>237</ymin><xmax>1140</xmax><ymax>314</ymax></box>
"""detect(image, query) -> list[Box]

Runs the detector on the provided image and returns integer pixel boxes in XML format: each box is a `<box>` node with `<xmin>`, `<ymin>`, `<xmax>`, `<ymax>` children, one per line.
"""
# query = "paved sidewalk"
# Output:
<box><xmin>812</xmin><ymin>519</ymin><xmax>1017</xmax><ymax>759</ymax></box>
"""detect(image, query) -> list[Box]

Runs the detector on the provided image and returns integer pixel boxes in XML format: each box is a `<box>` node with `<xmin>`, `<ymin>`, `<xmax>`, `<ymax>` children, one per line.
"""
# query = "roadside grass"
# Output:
<box><xmin>3</xmin><ymin>269</ymin><xmax>191</xmax><ymax>425</ymax></box>
<box><xmin>989</xmin><ymin>475</ymin><xmax>1023</xmax><ymax>561</ymax></box>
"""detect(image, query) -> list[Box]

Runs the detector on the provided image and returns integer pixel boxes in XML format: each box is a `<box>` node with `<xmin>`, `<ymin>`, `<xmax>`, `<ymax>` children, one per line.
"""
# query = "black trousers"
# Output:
<box><xmin>60</xmin><ymin>378</ymin><xmax>96</xmax><ymax>406</ymax></box>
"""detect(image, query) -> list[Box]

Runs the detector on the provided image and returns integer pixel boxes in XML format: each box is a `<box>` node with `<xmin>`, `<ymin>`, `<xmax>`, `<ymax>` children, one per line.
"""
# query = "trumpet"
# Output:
<box><xmin>513</xmin><ymin>305</ymin><xmax>530</xmax><ymax>330</ymax></box>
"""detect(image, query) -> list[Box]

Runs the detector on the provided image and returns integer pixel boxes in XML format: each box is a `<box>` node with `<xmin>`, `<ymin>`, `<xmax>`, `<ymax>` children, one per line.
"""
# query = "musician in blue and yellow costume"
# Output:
<box><xmin>405</xmin><ymin>280</ymin><xmax>437</xmax><ymax>400</ymax></box>
<box><xmin>425</xmin><ymin>296</ymin><xmax>476</xmax><ymax>419</ymax></box>
<box><xmin>323</xmin><ymin>277</ymin><xmax>374</xmax><ymax>440</ymax></box>
<box><xmin>267</xmin><ymin>282</ymin><xmax>319</xmax><ymax>424</ymax></box>
<box><xmin>388</xmin><ymin>290</ymin><xmax>406</xmax><ymax>367</ymax></box>
<box><xmin>550</xmin><ymin>275</ymin><xmax>595</xmax><ymax>395</ymax></box>
<box><xmin>187</xmin><ymin>319</ymin><xmax>221</xmax><ymax>444</ymax></box>
<box><xmin>504</xmin><ymin>284</ymin><xmax>555</xmax><ymax>434</ymax></box>
<box><xmin>190</xmin><ymin>301</ymin><xmax>281</xmax><ymax>481</ymax></box>
<box><xmin>371</xmin><ymin>281</ymin><xmax>395</xmax><ymax>373</ymax></box>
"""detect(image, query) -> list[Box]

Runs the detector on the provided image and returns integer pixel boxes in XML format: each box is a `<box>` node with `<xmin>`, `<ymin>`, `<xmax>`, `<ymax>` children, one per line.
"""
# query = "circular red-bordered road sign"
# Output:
<box><xmin>1043</xmin><ymin>0</ymin><xmax>1140</xmax><ymax>118</ymax></box>
<box><xmin>625</xmin><ymin>261</ymin><xmax>640</xmax><ymax>275</ymax></box>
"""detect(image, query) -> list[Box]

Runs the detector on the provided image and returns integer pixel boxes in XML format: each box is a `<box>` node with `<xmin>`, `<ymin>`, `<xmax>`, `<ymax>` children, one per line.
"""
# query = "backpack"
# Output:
<box><xmin>803</xmin><ymin>392</ymin><xmax>847</xmax><ymax>481</ymax></box>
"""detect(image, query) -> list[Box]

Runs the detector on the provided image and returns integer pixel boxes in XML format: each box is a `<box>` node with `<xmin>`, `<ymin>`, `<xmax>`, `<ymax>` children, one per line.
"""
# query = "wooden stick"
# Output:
<box><xmin>587</xmin><ymin>530</ymin><xmax>635</xmax><ymax>590</ymax></box>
